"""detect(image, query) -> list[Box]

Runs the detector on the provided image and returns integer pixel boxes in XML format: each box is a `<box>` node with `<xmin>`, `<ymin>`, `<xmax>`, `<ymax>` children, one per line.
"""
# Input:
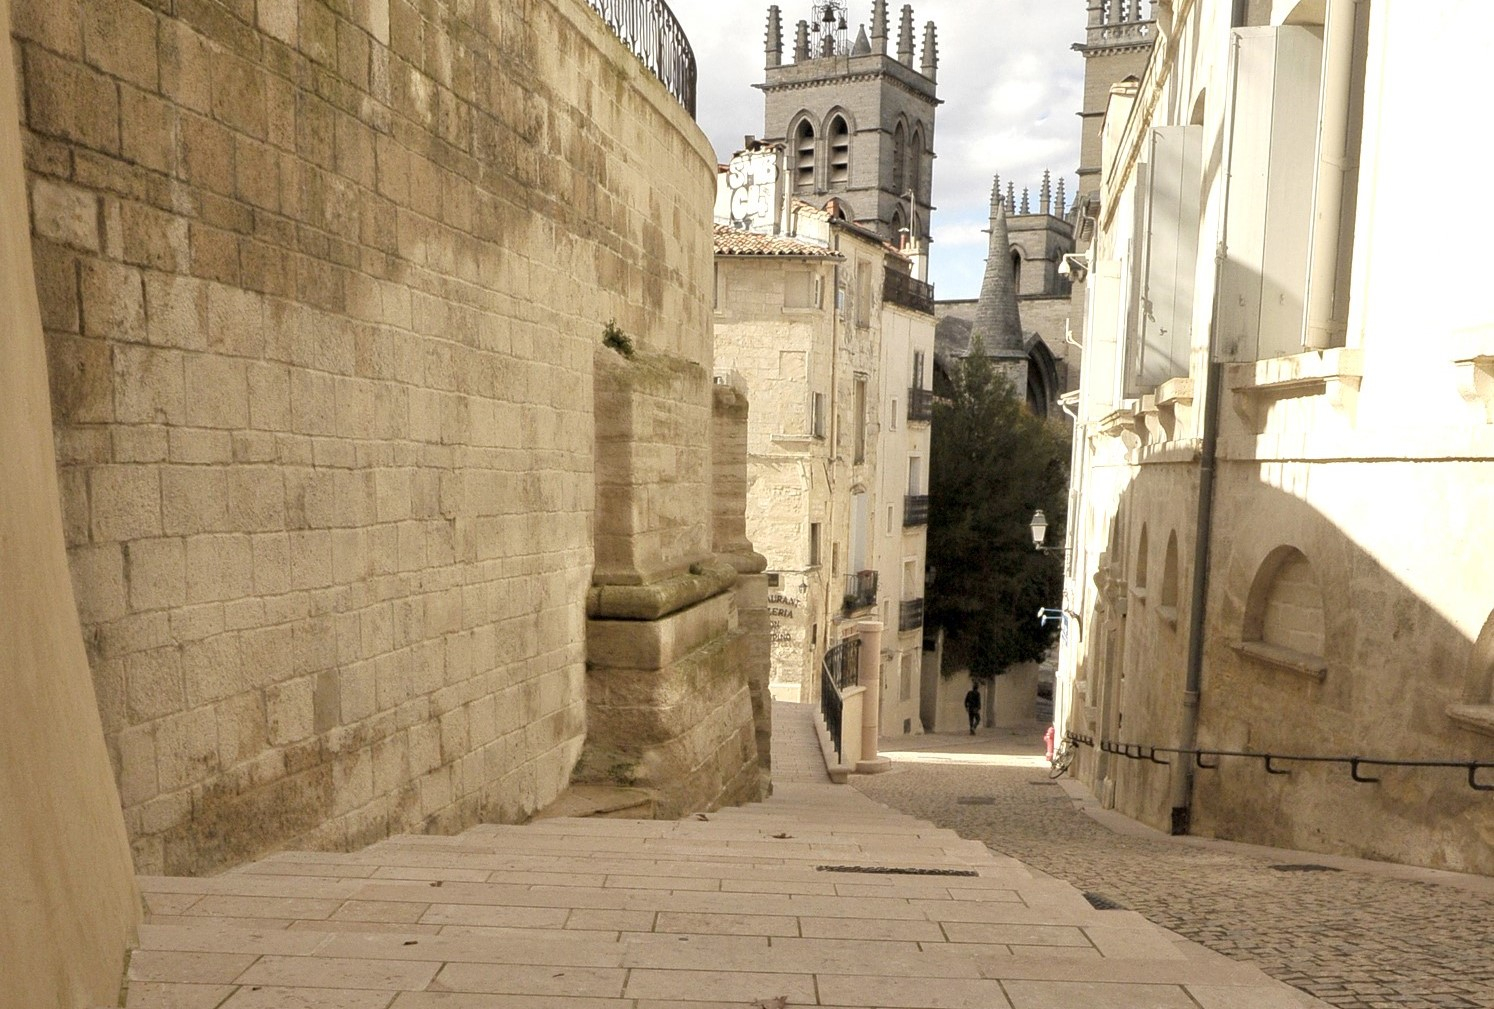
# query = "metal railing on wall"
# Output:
<box><xmin>820</xmin><ymin>638</ymin><xmax>861</xmax><ymax>761</ymax></box>
<box><xmin>584</xmin><ymin>0</ymin><xmax>698</xmax><ymax>117</ymax></box>
<box><xmin>843</xmin><ymin>570</ymin><xmax>877</xmax><ymax>614</ymax></box>
<box><xmin>907</xmin><ymin>387</ymin><xmax>933</xmax><ymax>423</ymax></box>
<box><xmin>1064</xmin><ymin>734</ymin><xmax>1494</xmax><ymax>792</ymax></box>
<box><xmin>883</xmin><ymin>270</ymin><xmax>935</xmax><ymax>315</ymax></box>
<box><xmin>903</xmin><ymin>495</ymin><xmax>929</xmax><ymax>527</ymax></box>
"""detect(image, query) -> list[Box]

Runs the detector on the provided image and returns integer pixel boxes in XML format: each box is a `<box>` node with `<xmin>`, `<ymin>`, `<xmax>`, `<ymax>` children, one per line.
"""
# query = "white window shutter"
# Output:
<box><xmin>1217</xmin><ymin>26</ymin><xmax>1325</xmax><ymax>362</ymax></box>
<box><xmin>1133</xmin><ymin>124</ymin><xmax>1203</xmax><ymax>392</ymax></box>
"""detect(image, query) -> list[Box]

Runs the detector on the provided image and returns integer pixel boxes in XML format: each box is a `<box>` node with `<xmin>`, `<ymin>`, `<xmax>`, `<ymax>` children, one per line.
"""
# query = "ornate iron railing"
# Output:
<box><xmin>899</xmin><ymin>597</ymin><xmax>925</xmax><ymax>632</ymax></box>
<box><xmin>904</xmin><ymin>494</ymin><xmax>929</xmax><ymax>527</ymax></box>
<box><xmin>907</xmin><ymin>387</ymin><xmax>933</xmax><ymax>423</ymax></box>
<box><xmin>883</xmin><ymin>270</ymin><xmax>935</xmax><ymax>315</ymax></box>
<box><xmin>585</xmin><ymin>0</ymin><xmax>698</xmax><ymax>118</ymax></box>
<box><xmin>820</xmin><ymin>637</ymin><xmax>861</xmax><ymax>761</ymax></box>
<box><xmin>843</xmin><ymin>570</ymin><xmax>878</xmax><ymax>614</ymax></box>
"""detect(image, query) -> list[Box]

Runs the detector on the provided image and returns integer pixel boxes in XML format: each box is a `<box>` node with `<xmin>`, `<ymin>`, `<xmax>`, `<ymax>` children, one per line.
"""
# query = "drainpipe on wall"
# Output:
<box><xmin>1170</xmin><ymin>358</ymin><xmax>1220</xmax><ymax>835</ymax></box>
<box><xmin>1171</xmin><ymin>13</ymin><xmax>1247</xmax><ymax>836</ymax></box>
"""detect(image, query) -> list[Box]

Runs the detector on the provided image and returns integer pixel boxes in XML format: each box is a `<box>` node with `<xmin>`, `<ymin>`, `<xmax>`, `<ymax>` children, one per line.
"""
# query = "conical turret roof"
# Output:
<box><xmin>969</xmin><ymin>177</ymin><xmax>1025</xmax><ymax>358</ymax></box>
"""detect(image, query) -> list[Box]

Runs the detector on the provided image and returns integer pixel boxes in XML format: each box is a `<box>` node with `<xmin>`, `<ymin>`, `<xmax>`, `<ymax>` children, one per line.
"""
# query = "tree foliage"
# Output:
<box><xmin>927</xmin><ymin>338</ymin><xmax>1070</xmax><ymax>678</ymax></box>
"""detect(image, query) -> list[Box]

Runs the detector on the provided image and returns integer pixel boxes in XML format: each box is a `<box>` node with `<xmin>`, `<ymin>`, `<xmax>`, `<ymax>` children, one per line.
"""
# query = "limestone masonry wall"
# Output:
<box><xmin>16</xmin><ymin>0</ymin><xmax>716</xmax><ymax>874</ymax></box>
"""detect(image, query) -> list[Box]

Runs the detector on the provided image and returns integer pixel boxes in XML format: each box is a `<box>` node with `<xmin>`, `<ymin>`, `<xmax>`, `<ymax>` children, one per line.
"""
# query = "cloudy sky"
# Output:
<box><xmin>666</xmin><ymin>0</ymin><xmax>1089</xmax><ymax>300</ymax></box>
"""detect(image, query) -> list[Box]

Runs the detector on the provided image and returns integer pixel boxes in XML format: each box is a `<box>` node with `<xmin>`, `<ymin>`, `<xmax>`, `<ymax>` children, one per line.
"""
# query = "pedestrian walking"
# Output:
<box><xmin>964</xmin><ymin>682</ymin><xmax>981</xmax><ymax>734</ymax></box>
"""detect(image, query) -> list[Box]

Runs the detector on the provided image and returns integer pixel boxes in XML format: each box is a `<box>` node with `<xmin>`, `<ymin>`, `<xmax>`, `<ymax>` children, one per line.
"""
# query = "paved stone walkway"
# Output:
<box><xmin>123</xmin><ymin>702</ymin><xmax>1328</xmax><ymax>1008</ymax></box>
<box><xmin>853</xmin><ymin>723</ymin><xmax>1494</xmax><ymax>1009</ymax></box>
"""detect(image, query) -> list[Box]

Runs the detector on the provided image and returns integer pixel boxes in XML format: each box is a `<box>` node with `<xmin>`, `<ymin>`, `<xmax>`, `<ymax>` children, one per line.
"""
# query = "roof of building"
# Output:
<box><xmin>712</xmin><ymin>224</ymin><xmax>841</xmax><ymax>259</ymax></box>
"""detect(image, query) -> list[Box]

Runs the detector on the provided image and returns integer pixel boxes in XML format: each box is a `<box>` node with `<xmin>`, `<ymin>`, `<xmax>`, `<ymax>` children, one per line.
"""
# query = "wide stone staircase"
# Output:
<box><xmin>124</xmin><ymin>704</ymin><xmax>1325</xmax><ymax>1008</ymax></box>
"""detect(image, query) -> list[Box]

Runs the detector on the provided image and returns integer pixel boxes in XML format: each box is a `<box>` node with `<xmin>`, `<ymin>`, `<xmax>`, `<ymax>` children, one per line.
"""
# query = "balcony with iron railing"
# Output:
<box><xmin>843</xmin><ymin>570</ymin><xmax>878</xmax><ymax>614</ymax></box>
<box><xmin>585</xmin><ymin>0</ymin><xmax>697</xmax><ymax>117</ymax></box>
<box><xmin>904</xmin><ymin>494</ymin><xmax>929</xmax><ymax>527</ymax></box>
<box><xmin>883</xmin><ymin>270</ymin><xmax>935</xmax><ymax>315</ymax></box>
<box><xmin>899</xmin><ymin>598</ymin><xmax>925</xmax><ymax>633</ymax></box>
<box><xmin>907</xmin><ymin>387</ymin><xmax>933</xmax><ymax>423</ymax></box>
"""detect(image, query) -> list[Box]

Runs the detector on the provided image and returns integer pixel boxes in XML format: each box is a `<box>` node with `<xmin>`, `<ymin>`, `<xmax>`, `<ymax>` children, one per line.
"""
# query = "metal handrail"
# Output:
<box><xmin>820</xmin><ymin>638</ymin><xmax>861</xmax><ymax>761</ymax></box>
<box><xmin>585</xmin><ymin>0</ymin><xmax>698</xmax><ymax>117</ymax></box>
<box><xmin>824</xmin><ymin>637</ymin><xmax>860</xmax><ymax>693</ymax></box>
<box><xmin>1065</xmin><ymin>734</ymin><xmax>1494</xmax><ymax>792</ymax></box>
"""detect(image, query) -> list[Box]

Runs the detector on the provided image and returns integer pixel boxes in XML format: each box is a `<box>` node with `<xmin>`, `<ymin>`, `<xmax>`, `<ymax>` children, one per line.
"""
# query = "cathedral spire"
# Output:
<box><xmin>1056</xmin><ymin>177</ymin><xmax>1067</xmax><ymax>216</ymax></box>
<box><xmin>971</xmin><ymin>177</ymin><xmax>1026</xmax><ymax>358</ymax></box>
<box><xmin>1040</xmin><ymin>170</ymin><xmax>1052</xmax><ymax>214</ymax></box>
<box><xmin>852</xmin><ymin>24</ymin><xmax>871</xmax><ymax>55</ymax></box>
<box><xmin>871</xmin><ymin>0</ymin><xmax>888</xmax><ymax>53</ymax></box>
<box><xmin>920</xmin><ymin>21</ymin><xmax>937</xmax><ymax>81</ymax></box>
<box><xmin>897</xmin><ymin>5</ymin><xmax>914</xmax><ymax>65</ymax></box>
<box><xmin>794</xmin><ymin>19</ymin><xmax>810</xmax><ymax>62</ymax></box>
<box><xmin>766</xmin><ymin>6</ymin><xmax>783</xmax><ymax>68</ymax></box>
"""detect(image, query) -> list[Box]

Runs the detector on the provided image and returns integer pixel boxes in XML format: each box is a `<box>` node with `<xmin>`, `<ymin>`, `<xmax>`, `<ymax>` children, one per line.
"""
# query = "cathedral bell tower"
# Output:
<box><xmin>758</xmin><ymin>2</ymin><xmax>940</xmax><ymax>280</ymax></box>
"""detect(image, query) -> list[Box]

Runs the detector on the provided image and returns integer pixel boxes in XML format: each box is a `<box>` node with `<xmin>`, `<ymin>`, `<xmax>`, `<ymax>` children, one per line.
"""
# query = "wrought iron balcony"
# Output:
<box><xmin>907</xmin><ymin>387</ymin><xmax>933</xmax><ymax>423</ymax></box>
<box><xmin>899</xmin><ymin>598</ymin><xmax>925</xmax><ymax>633</ymax></box>
<box><xmin>883</xmin><ymin>270</ymin><xmax>935</xmax><ymax>315</ymax></box>
<box><xmin>585</xmin><ymin>0</ymin><xmax>697</xmax><ymax>117</ymax></box>
<box><xmin>843</xmin><ymin>569</ymin><xmax>878</xmax><ymax>614</ymax></box>
<box><xmin>904</xmin><ymin>494</ymin><xmax>929</xmax><ymax>527</ymax></box>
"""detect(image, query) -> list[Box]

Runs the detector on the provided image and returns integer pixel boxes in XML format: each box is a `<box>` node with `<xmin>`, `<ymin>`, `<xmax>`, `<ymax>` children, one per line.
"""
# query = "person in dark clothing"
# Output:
<box><xmin>964</xmin><ymin>683</ymin><xmax>981</xmax><ymax>734</ymax></box>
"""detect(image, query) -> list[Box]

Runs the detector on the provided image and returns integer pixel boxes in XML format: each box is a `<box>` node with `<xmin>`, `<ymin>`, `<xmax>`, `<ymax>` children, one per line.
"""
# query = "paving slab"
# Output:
<box><xmin>856</xmin><ymin>721</ymin><xmax>1494</xmax><ymax>1009</ymax></box>
<box><xmin>123</xmin><ymin>702</ymin><xmax>1331</xmax><ymax>1008</ymax></box>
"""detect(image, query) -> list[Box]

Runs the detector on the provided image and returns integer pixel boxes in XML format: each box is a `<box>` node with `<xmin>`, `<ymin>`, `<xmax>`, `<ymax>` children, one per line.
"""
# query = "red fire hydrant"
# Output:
<box><xmin>1043</xmin><ymin>725</ymin><xmax>1056</xmax><ymax>762</ymax></box>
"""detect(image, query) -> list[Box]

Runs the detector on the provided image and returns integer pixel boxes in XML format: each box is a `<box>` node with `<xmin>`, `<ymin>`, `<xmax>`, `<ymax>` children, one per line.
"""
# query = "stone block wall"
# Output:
<box><xmin>16</xmin><ymin>0</ymin><xmax>716</xmax><ymax>874</ymax></box>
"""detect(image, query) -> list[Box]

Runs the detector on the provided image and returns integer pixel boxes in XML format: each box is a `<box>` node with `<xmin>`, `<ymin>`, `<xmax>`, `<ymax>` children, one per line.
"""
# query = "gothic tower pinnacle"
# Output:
<box><xmin>971</xmin><ymin>177</ymin><xmax>1026</xmax><ymax>359</ymax></box>
<box><xmin>756</xmin><ymin>2</ymin><xmax>940</xmax><ymax>271</ymax></box>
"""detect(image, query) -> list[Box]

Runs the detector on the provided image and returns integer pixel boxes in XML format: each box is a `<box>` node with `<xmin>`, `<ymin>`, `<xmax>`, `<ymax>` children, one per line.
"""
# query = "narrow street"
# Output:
<box><xmin>853</xmin><ymin>724</ymin><xmax>1494</xmax><ymax>1009</ymax></box>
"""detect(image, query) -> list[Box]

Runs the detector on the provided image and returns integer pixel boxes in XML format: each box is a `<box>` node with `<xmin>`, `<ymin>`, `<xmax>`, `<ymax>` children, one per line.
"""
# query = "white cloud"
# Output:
<box><xmin>666</xmin><ymin>0</ymin><xmax>1086</xmax><ymax>299</ymax></box>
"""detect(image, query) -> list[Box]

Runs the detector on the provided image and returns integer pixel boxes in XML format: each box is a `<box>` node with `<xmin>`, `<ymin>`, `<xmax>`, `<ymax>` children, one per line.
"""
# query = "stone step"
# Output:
<box><xmin>123</xmin><ymin>703</ymin><xmax>1328</xmax><ymax>1009</ymax></box>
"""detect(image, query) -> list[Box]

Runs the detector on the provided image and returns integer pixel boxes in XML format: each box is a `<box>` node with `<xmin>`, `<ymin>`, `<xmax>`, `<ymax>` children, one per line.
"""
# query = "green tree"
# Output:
<box><xmin>927</xmin><ymin>337</ymin><xmax>1070</xmax><ymax>679</ymax></box>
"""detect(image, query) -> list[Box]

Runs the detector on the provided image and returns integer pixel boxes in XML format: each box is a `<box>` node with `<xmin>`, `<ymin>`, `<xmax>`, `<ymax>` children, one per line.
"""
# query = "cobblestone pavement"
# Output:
<box><xmin>852</xmin><ymin>725</ymin><xmax>1494</xmax><ymax>1009</ymax></box>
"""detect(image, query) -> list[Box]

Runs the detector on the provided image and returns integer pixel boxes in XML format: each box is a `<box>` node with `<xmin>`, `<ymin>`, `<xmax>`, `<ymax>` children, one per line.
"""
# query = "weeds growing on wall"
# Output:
<box><xmin>602</xmin><ymin>320</ymin><xmax>635</xmax><ymax>358</ymax></box>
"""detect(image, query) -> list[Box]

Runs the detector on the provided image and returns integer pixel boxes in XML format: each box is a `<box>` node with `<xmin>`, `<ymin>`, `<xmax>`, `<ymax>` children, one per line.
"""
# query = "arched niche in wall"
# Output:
<box><xmin>1158</xmin><ymin>530</ymin><xmax>1181</xmax><ymax>627</ymax></box>
<box><xmin>1447</xmin><ymin>609</ymin><xmax>1494</xmax><ymax>737</ymax></box>
<box><xmin>1133</xmin><ymin>524</ymin><xmax>1150</xmax><ymax>600</ymax></box>
<box><xmin>1234</xmin><ymin>545</ymin><xmax>1328</xmax><ymax>680</ymax></box>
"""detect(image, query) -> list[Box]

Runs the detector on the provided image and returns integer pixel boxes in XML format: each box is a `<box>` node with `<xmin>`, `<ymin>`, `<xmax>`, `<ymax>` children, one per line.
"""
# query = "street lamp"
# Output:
<box><xmin>1030</xmin><ymin>509</ymin><xmax>1064</xmax><ymax>554</ymax></box>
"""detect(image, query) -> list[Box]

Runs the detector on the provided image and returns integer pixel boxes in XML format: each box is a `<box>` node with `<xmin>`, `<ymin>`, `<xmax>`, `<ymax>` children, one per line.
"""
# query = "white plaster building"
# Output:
<box><xmin>1058</xmin><ymin>0</ymin><xmax>1494</xmax><ymax>874</ymax></box>
<box><xmin>874</xmin><ymin>263</ymin><xmax>935</xmax><ymax>736</ymax></box>
<box><xmin>713</xmin><ymin>146</ymin><xmax>934</xmax><ymax>734</ymax></box>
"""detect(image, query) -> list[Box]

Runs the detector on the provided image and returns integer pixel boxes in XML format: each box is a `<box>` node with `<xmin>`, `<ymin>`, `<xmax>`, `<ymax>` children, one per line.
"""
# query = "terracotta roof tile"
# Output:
<box><xmin>713</xmin><ymin>225</ymin><xmax>840</xmax><ymax>258</ymax></box>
